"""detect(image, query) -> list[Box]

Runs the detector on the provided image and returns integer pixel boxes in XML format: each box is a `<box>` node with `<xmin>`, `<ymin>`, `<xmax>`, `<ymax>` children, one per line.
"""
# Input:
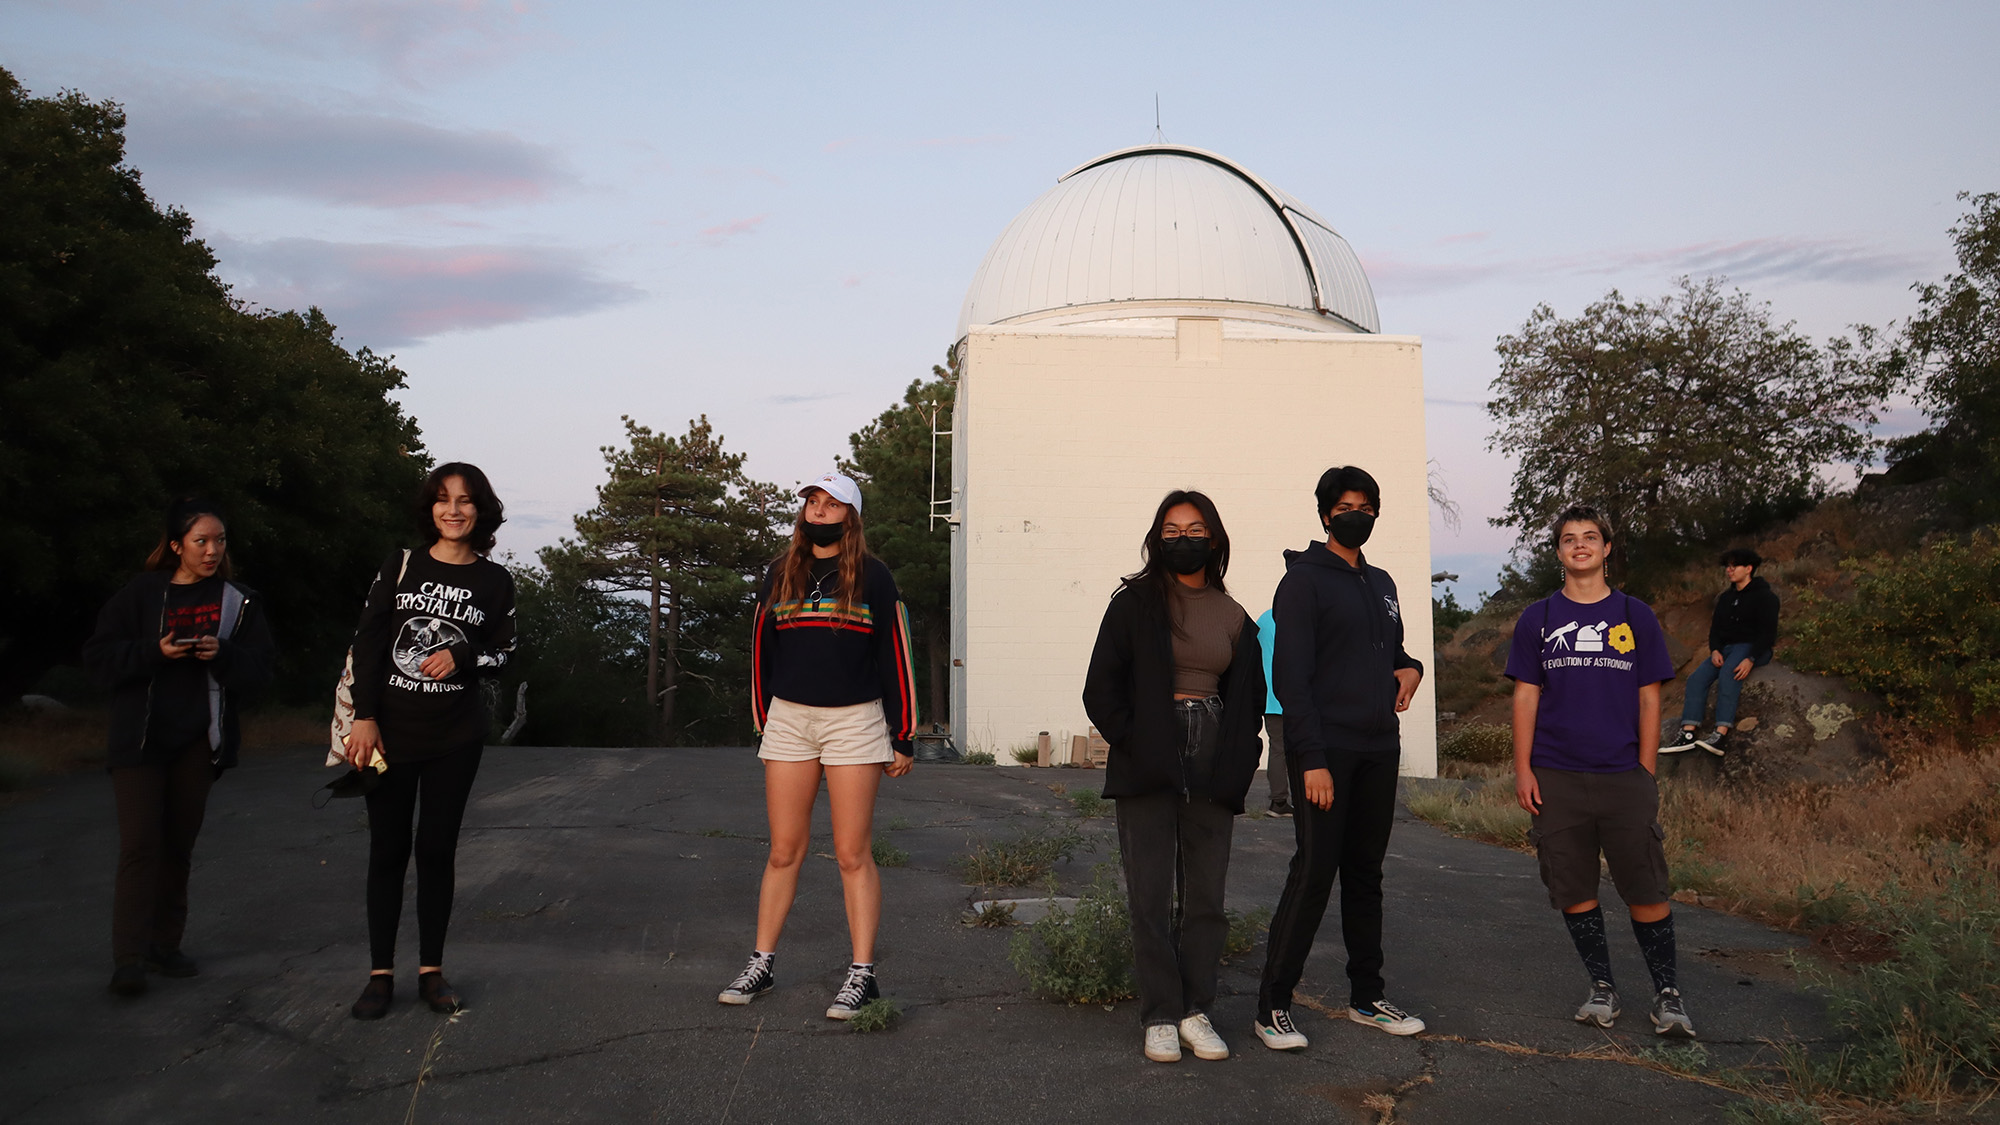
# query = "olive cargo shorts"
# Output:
<box><xmin>1528</xmin><ymin>766</ymin><xmax>1672</xmax><ymax>911</ymax></box>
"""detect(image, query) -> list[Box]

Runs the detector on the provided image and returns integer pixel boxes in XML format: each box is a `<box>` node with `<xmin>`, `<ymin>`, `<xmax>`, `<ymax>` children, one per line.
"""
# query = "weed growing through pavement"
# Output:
<box><xmin>847</xmin><ymin>998</ymin><xmax>900</xmax><ymax>1033</ymax></box>
<box><xmin>1010</xmin><ymin>744</ymin><xmax>1041</xmax><ymax>764</ymax></box>
<box><xmin>1066</xmin><ymin>788</ymin><xmax>1110</xmax><ymax>818</ymax></box>
<box><xmin>1008</xmin><ymin>869</ymin><xmax>1134</xmax><ymax>1004</ymax></box>
<box><xmin>1223</xmin><ymin>906</ymin><xmax>1272</xmax><ymax>960</ymax></box>
<box><xmin>962</xmin><ymin>750</ymin><xmax>996</xmax><ymax>766</ymax></box>
<box><xmin>966</xmin><ymin>901</ymin><xmax>1018</xmax><ymax>927</ymax></box>
<box><xmin>956</xmin><ymin>822</ymin><xmax>1088</xmax><ymax>886</ymax></box>
<box><xmin>885</xmin><ymin>816</ymin><xmax>913</xmax><ymax>831</ymax></box>
<box><xmin>871</xmin><ymin>838</ymin><xmax>909</xmax><ymax>868</ymax></box>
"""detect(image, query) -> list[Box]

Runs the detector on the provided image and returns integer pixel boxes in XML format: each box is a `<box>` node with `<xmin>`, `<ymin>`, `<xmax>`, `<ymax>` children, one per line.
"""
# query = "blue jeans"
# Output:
<box><xmin>1681</xmin><ymin>642</ymin><xmax>1755</xmax><ymax>729</ymax></box>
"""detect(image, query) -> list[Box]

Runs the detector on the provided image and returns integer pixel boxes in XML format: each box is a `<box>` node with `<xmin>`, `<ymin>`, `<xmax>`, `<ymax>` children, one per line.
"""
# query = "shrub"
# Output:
<box><xmin>957</xmin><ymin>823</ymin><xmax>1087</xmax><ymax>886</ymax></box>
<box><xmin>1067</xmin><ymin>788</ymin><xmax>1110</xmax><ymax>818</ymax></box>
<box><xmin>1796</xmin><ymin>862</ymin><xmax>2000</xmax><ymax>1100</ymax></box>
<box><xmin>871</xmin><ymin>838</ymin><xmax>909</xmax><ymax>868</ymax></box>
<box><xmin>963</xmin><ymin>750</ymin><xmax>996</xmax><ymax>766</ymax></box>
<box><xmin>1010</xmin><ymin>744</ymin><xmax>1040</xmax><ymax>764</ymax></box>
<box><xmin>1008</xmin><ymin>871</ymin><xmax>1135</xmax><ymax>1004</ymax></box>
<box><xmin>847</xmin><ymin>998</ymin><xmax>900</xmax><ymax>1033</ymax></box>
<box><xmin>1223</xmin><ymin>906</ymin><xmax>1271</xmax><ymax>959</ymax></box>
<box><xmin>1439</xmin><ymin>723</ymin><xmax>1513</xmax><ymax>764</ymax></box>
<box><xmin>1790</xmin><ymin>531</ymin><xmax>2000</xmax><ymax>721</ymax></box>
<box><xmin>966</xmin><ymin>901</ymin><xmax>1017</xmax><ymax>927</ymax></box>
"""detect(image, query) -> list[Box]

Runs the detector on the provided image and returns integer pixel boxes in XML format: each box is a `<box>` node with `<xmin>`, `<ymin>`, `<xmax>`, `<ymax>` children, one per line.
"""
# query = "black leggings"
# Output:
<box><xmin>364</xmin><ymin>743</ymin><xmax>483</xmax><ymax>970</ymax></box>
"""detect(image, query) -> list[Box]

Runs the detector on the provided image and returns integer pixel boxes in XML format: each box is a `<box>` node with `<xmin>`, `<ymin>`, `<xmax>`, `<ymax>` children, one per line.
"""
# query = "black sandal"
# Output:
<box><xmin>418</xmin><ymin>971</ymin><xmax>461</xmax><ymax>1014</ymax></box>
<box><xmin>350</xmin><ymin>974</ymin><xmax>393</xmax><ymax>1020</ymax></box>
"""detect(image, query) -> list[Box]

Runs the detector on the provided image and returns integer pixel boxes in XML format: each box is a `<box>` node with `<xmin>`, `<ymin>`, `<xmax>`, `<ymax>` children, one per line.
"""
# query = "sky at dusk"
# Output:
<box><xmin>8</xmin><ymin>1</ymin><xmax>1998</xmax><ymax>598</ymax></box>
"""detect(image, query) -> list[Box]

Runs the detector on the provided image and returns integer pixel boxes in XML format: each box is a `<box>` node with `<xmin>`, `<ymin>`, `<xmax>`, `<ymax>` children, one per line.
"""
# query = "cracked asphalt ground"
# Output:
<box><xmin>0</xmin><ymin>747</ymin><xmax>1831</xmax><ymax>1123</ymax></box>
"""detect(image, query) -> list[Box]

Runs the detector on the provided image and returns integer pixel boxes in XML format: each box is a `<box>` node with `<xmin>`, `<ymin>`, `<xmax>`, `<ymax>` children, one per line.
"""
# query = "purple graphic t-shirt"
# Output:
<box><xmin>1504</xmin><ymin>590</ymin><xmax>1675</xmax><ymax>772</ymax></box>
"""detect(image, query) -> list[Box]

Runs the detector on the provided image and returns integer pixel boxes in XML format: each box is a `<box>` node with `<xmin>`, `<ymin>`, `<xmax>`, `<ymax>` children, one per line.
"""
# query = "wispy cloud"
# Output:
<box><xmin>129</xmin><ymin>90</ymin><xmax>568</xmax><ymax>208</ymax></box>
<box><xmin>1366</xmin><ymin>236</ymin><xmax>1928</xmax><ymax>297</ymax></box>
<box><xmin>695</xmin><ymin>214</ymin><xmax>768</xmax><ymax>246</ymax></box>
<box><xmin>253</xmin><ymin>0</ymin><xmax>544</xmax><ymax>83</ymax></box>
<box><xmin>768</xmin><ymin>391</ymin><xmax>845</xmax><ymax>405</ymax></box>
<box><xmin>213</xmin><ymin>236</ymin><xmax>640</xmax><ymax>346</ymax></box>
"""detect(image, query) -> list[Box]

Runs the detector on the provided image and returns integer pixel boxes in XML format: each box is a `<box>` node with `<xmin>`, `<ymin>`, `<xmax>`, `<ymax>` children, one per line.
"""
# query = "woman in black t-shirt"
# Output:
<box><xmin>84</xmin><ymin>498</ymin><xmax>277</xmax><ymax>998</ymax></box>
<box><xmin>342</xmin><ymin>463</ymin><xmax>516</xmax><ymax>1020</ymax></box>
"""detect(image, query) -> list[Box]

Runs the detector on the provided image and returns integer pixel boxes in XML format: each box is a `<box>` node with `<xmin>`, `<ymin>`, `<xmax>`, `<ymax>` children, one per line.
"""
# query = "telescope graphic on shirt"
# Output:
<box><xmin>1543</xmin><ymin>621</ymin><xmax>1578</xmax><ymax>650</ymax></box>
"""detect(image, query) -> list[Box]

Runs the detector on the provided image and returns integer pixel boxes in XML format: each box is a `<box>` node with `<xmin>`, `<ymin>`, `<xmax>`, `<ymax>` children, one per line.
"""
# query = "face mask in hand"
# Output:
<box><xmin>801</xmin><ymin>521</ymin><xmax>844</xmax><ymax>547</ymax></box>
<box><xmin>1159</xmin><ymin>536</ymin><xmax>1212</xmax><ymax>575</ymax></box>
<box><xmin>1326</xmin><ymin>511</ymin><xmax>1376</xmax><ymax>549</ymax></box>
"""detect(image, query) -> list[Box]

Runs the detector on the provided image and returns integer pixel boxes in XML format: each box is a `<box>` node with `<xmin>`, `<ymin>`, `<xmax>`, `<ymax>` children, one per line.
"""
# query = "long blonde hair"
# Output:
<box><xmin>769</xmin><ymin>502</ymin><xmax>870</xmax><ymax>615</ymax></box>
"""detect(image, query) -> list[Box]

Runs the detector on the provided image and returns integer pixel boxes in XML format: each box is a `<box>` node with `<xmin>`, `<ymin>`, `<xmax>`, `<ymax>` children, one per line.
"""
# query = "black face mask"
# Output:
<box><xmin>1159</xmin><ymin>536</ymin><xmax>1212</xmax><ymax>576</ymax></box>
<box><xmin>1326</xmin><ymin>511</ymin><xmax>1376</xmax><ymax>549</ymax></box>
<box><xmin>801</xmin><ymin>521</ymin><xmax>844</xmax><ymax>547</ymax></box>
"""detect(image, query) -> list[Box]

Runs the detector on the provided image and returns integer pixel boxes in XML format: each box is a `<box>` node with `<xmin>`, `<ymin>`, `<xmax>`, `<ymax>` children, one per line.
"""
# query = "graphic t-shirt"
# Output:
<box><xmin>349</xmin><ymin>550</ymin><xmax>516</xmax><ymax>759</ymax></box>
<box><xmin>146</xmin><ymin>575</ymin><xmax>223</xmax><ymax>760</ymax></box>
<box><xmin>1503</xmin><ymin>589</ymin><xmax>1674</xmax><ymax>772</ymax></box>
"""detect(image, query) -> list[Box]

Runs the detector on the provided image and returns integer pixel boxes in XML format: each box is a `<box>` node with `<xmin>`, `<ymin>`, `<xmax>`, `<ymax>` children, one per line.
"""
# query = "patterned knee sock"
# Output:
<box><xmin>1631</xmin><ymin>914</ymin><xmax>1678</xmax><ymax>994</ymax></box>
<box><xmin>1562</xmin><ymin>906</ymin><xmax>1616</xmax><ymax>987</ymax></box>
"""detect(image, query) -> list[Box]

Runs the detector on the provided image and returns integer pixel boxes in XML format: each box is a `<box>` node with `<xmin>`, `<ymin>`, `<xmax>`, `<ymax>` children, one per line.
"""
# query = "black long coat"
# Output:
<box><xmin>1081</xmin><ymin>580</ymin><xmax>1267</xmax><ymax>813</ymax></box>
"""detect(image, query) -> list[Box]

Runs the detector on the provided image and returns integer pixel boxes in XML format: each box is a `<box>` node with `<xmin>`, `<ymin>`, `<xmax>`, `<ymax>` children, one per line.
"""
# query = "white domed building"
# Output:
<box><xmin>948</xmin><ymin>144</ymin><xmax>1436</xmax><ymax>776</ymax></box>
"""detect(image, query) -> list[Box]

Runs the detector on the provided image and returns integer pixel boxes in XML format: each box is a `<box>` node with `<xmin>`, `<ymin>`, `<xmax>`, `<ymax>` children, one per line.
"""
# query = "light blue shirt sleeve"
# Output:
<box><xmin>1257</xmin><ymin>609</ymin><xmax>1280</xmax><ymax>714</ymax></box>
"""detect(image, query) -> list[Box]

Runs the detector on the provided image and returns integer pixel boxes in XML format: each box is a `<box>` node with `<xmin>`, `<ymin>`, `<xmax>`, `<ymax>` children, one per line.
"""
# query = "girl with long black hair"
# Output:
<box><xmin>85</xmin><ymin>497</ymin><xmax>277</xmax><ymax>996</ymax></box>
<box><xmin>719</xmin><ymin>471</ymin><xmax>918</xmax><ymax>1020</ymax></box>
<box><xmin>342</xmin><ymin>463</ymin><xmax>515</xmax><ymax>1020</ymax></box>
<box><xmin>1083</xmin><ymin>489</ymin><xmax>1266</xmax><ymax>1063</ymax></box>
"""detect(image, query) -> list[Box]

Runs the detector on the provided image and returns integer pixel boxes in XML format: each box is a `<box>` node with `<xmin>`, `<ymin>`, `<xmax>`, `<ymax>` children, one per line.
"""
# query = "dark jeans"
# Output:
<box><xmin>111</xmin><ymin>739</ymin><xmax>216</xmax><ymax>964</ymax></box>
<box><xmin>1264</xmin><ymin>715</ymin><xmax>1289</xmax><ymax>805</ymax></box>
<box><xmin>1114</xmin><ymin>697</ymin><xmax>1235</xmax><ymax>1026</ymax></box>
<box><xmin>365</xmin><ymin>743</ymin><xmax>483</xmax><ymax>969</ymax></box>
<box><xmin>1259</xmin><ymin>750</ymin><xmax>1400</xmax><ymax>1011</ymax></box>
<box><xmin>1681</xmin><ymin>642</ymin><xmax>1755</xmax><ymax>728</ymax></box>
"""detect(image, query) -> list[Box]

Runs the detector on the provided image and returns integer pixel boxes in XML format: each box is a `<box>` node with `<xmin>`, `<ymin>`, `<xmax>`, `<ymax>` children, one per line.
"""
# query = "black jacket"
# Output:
<box><xmin>1708</xmin><ymin>576</ymin><xmax>1779</xmax><ymax>657</ymax></box>
<box><xmin>1082</xmin><ymin>580</ymin><xmax>1267</xmax><ymax>813</ymax></box>
<box><xmin>82</xmin><ymin>571</ymin><xmax>278</xmax><ymax>771</ymax></box>
<box><xmin>1271</xmin><ymin>542</ymin><xmax>1423</xmax><ymax>771</ymax></box>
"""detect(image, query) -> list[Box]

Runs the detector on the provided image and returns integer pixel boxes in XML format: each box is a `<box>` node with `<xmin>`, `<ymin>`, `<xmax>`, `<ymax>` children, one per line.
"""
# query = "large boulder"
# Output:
<box><xmin>1658</xmin><ymin>659</ymin><xmax>1885</xmax><ymax>784</ymax></box>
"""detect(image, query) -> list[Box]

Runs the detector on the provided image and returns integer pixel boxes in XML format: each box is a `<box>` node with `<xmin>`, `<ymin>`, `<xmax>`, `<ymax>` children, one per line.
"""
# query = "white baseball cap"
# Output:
<box><xmin>799</xmin><ymin>470</ymin><xmax>863</xmax><ymax>513</ymax></box>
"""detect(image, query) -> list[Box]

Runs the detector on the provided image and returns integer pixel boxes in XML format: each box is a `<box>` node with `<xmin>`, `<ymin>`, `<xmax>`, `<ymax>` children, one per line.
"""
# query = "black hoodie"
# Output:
<box><xmin>1272</xmin><ymin>542</ymin><xmax>1423</xmax><ymax>771</ymax></box>
<box><xmin>1708</xmin><ymin>575</ymin><xmax>1780</xmax><ymax>657</ymax></box>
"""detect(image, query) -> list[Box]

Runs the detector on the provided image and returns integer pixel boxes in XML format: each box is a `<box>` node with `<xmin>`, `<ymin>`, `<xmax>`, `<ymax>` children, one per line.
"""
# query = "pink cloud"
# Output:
<box><xmin>698</xmin><ymin>214</ymin><xmax>769</xmax><ymax>244</ymax></box>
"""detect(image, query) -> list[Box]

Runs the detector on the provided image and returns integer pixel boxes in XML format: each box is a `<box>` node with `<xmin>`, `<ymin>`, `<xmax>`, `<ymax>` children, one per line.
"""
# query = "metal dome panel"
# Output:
<box><xmin>958</xmin><ymin>145</ymin><xmax>1380</xmax><ymax>338</ymax></box>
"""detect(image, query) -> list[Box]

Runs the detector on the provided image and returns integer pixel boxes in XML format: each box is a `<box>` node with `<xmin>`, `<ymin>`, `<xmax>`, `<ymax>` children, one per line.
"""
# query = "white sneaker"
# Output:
<box><xmin>1177</xmin><ymin>1012</ymin><xmax>1229</xmax><ymax>1060</ymax></box>
<box><xmin>1144</xmin><ymin>1023</ymin><xmax>1182</xmax><ymax>1062</ymax></box>
<box><xmin>1255</xmin><ymin>1009</ymin><xmax>1309</xmax><ymax>1051</ymax></box>
<box><xmin>1349</xmin><ymin>999</ymin><xmax>1426</xmax><ymax>1036</ymax></box>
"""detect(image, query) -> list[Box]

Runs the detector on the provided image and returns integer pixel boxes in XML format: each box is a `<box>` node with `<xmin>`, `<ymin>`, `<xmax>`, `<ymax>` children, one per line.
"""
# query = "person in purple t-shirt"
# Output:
<box><xmin>1504</xmin><ymin>504</ymin><xmax>1695</xmax><ymax>1039</ymax></box>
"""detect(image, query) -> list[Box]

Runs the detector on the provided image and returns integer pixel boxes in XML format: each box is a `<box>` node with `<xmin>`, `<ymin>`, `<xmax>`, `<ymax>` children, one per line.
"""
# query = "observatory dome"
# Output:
<box><xmin>957</xmin><ymin>144</ymin><xmax>1380</xmax><ymax>339</ymax></box>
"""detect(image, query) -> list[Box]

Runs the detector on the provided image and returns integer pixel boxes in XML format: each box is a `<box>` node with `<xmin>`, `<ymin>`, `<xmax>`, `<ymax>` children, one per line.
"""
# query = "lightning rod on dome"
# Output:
<box><xmin>1153</xmin><ymin>94</ymin><xmax>1165</xmax><ymax>141</ymax></box>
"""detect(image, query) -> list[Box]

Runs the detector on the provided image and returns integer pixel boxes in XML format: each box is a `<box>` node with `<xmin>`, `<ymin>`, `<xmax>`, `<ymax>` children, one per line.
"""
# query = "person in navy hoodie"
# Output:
<box><xmin>1254</xmin><ymin>466</ymin><xmax>1426</xmax><ymax>1053</ymax></box>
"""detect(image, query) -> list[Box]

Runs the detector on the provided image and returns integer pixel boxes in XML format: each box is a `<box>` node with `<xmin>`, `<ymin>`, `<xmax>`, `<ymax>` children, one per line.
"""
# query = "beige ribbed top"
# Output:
<box><xmin>1169</xmin><ymin>583</ymin><xmax>1245</xmax><ymax>697</ymax></box>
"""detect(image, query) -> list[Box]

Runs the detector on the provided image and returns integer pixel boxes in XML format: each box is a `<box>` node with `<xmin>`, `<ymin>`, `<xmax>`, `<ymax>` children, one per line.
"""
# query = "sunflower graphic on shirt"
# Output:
<box><xmin>1608</xmin><ymin>622</ymin><xmax>1636</xmax><ymax>654</ymax></box>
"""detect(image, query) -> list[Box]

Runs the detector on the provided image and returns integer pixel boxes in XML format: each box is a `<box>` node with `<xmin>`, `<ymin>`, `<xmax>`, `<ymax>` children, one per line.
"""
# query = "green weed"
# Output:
<box><xmin>1010</xmin><ymin>744</ymin><xmax>1041</xmax><ymax>764</ymax></box>
<box><xmin>966</xmin><ymin>901</ymin><xmax>1018</xmax><ymax>927</ymax></box>
<box><xmin>1223</xmin><ymin>906</ymin><xmax>1271</xmax><ymax>959</ymax></box>
<box><xmin>957</xmin><ymin>822</ymin><xmax>1088</xmax><ymax>886</ymax></box>
<box><xmin>1067</xmin><ymin>788</ymin><xmax>1110</xmax><ymax>818</ymax></box>
<box><xmin>1008</xmin><ymin>871</ymin><xmax>1135</xmax><ymax>1004</ymax></box>
<box><xmin>871</xmin><ymin>838</ymin><xmax>909</xmax><ymax>868</ymax></box>
<box><xmin>847</xmin><ymin>997</ymin><xmax>900</xmax><ymax>1033</ymax></box>
<box><xmin>962</xmin><ymin>750</ymin><xmax>996</xmax><ymax>766</ymax></box>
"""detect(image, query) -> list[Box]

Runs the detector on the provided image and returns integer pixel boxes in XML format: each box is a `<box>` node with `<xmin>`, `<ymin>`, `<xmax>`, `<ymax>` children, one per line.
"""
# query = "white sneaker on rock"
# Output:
<box><xmin>1349</xmin><ymin>999</ymin><xmax>1426</xmax><ymax>1036</ymax></box>
<box><xmin>1144</xmin><ymin>1023</ymin><xmax>1182</xmax><ymax>1063</ymax></box>
<box><xmin>1178</xmin><ymin>1012</ymin><xmax>1229</xmax><ymax>1060</ymax></box>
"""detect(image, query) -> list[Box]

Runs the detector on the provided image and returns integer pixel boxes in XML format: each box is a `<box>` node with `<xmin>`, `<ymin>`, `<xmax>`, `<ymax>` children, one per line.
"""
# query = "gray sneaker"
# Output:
<box><xmin>1650</xmin><ymin>988</ymin><xmax>1697</xmax><ymax>1038</ymax></box>
<box><xmin>1574</xmin><ymin>981</ymin><xmax>1621</xmax><ymax>1028</ymax></box>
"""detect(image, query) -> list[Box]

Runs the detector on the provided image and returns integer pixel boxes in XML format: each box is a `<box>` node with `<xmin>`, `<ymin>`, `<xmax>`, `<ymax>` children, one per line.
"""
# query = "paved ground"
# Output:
<box><xmin>0</xmin><ymin>748</ymin><xmax>1832</xmax><ymax>1124</ymax></box>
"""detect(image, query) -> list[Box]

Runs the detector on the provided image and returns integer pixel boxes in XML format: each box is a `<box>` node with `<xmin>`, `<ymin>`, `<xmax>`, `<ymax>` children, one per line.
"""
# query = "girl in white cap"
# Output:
<box><xmin>719</xmin><ymin>471</ymin><xmax>918</xmax><ymax>1019</ymax></box>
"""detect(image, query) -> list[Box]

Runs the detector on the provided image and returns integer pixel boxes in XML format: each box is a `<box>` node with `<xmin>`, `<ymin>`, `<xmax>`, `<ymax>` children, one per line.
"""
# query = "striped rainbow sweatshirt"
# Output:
<box><xmin>751</xmin><ymin>554</ymin><xmax>918</xmax><ymax>753</ymax></box>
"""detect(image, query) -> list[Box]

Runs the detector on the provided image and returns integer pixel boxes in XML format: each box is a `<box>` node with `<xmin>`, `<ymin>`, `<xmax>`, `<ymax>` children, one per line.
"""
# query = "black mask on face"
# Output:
<box><xmin>801</xmin><ymin>521</ymin><xmax>844</xmax><ymax>547</ymax></box>
<box><xmin>1159</xmin><ymin>536</ymin><xmax>1212</xmax><ymax>575</ymax></box>
<box><xmin>1326</xmin><ymin>510</ymin><xmax>1376</xmax><ymax>549</ymax></box>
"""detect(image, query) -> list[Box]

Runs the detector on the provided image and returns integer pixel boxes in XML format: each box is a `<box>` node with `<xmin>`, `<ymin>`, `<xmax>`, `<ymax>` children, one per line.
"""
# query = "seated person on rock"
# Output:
<box><xmin>1663</xmin><ymin>549</ymin><xmax>1778</xmax><ymax>758</ymax></box>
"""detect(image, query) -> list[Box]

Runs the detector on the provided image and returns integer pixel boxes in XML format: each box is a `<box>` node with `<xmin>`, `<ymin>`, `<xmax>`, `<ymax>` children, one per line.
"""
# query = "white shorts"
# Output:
<box><xmin>758</xmin><ymin>698</ymin><xmax>895</xmax><ymax>765</ymax></box>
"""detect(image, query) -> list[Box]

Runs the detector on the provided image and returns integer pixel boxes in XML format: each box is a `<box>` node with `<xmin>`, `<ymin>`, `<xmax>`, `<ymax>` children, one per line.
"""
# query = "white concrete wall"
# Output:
<box><xmin>949</xmin><ymin>317</ymin><xmax>1437</xmax><ymax>777</ymax></box>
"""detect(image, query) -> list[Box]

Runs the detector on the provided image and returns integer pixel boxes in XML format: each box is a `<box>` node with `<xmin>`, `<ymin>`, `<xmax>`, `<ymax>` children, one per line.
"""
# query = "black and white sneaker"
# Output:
<box><xmin>717</xmin><ymin>954</ymin><xmax>775</xmax><ymax>1005</ymax></box>
<box><xmin>825</xmin><ymin>965</ymin><xmax>879</xmax><ymax>1020</ymax></box>
<box><xmin>1696</xmin><ymin>729</ymin><xmax>1730</xmax><ymax>757</ymax></box>
<box><xmin>1255</xmin><ymin>1008</ymin><xmax>1309</xmax><ymax>1050</ymax></box>
<box><xmin>1651</xmin><ymin>988</ymin><xmax>1697</xmax><ymax>1038</ymax></box>
<box><xmin>1661</xmin><ymin>728</ymin><xmax>1701</xmax><ymax>754</ymax></box>
<box><xmin>1574</xmin><ymin>981</ymin><xmax>1621</xmax><ymax>1028</ymax></box>
<box><xmin>1349</xmin><ymin>999</ymin><xmax>1425</xmax><ymax>1036</ymax></box>
<box><xmin>1268</xmin><ymin>799</ymin><xmax>1294</xmax><ymax>818</ymax></box>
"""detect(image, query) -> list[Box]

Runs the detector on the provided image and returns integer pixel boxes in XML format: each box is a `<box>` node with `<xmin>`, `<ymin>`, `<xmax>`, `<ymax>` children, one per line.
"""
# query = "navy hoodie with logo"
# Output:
<box><xmin>1272</xmin><ymin>542</ymin><xmax>1423</xmax><ymax>771</ymax></box>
